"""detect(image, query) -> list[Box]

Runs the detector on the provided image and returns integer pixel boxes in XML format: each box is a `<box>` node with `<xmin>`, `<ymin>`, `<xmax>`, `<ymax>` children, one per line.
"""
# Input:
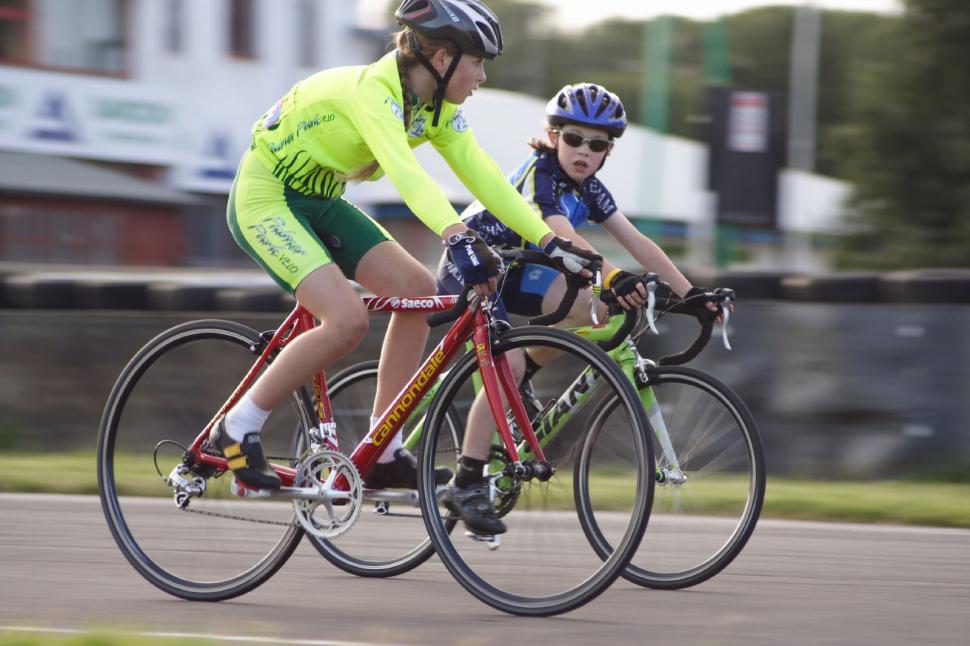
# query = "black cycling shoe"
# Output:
<box><xmin>363</xmin><ymin>448</ymin><xmax>453</xmax><ymax>489</ymax></box>
<box><xmin>443</xmin><ymin>482</ymin><xmax>507</xmax><ymax>536</ymax></box>
<box><xmin>519</xmin><ymin>378</ymin><xmax>544</xmax><ymax>423</ymax></box>
<box><xmin>209</xmin><ymin>418</ymin><xmax>281</xmax><ymax>490</ymax></box>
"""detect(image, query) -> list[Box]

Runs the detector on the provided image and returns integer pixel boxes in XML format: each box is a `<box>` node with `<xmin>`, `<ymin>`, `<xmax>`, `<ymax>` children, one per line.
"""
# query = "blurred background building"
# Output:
<box><xmin>1</xmin><ymin>1</ymin><xmax>968</xmax><ymax>477</ymax></box>
<box><xmin>0</xmin><ymin>0</ymin><xmax>853</xmax><ymax>271</ymax></box>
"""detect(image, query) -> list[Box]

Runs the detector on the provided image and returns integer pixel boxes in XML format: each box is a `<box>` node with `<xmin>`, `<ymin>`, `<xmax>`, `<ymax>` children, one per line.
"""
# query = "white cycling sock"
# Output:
<box><xmin>373</xmin><ymin>415</ymin><xmax>403</xmax><ymax>463</ymax></box>
<box><xmin>225</xmin><ymin>393</ymin><xmax>271</xmax><ymax>442</ymax></box>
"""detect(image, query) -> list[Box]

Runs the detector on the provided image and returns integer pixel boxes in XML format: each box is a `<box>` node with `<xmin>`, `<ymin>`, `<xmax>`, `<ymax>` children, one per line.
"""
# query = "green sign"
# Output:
<box><xmin>96</xmin><ymin>99</ymin><xmax>171</xmax><ymax>124</ymax></box>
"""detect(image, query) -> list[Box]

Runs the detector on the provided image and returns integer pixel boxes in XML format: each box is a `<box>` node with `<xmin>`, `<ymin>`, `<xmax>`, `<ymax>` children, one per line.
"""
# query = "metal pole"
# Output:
<box><xmin>788</xmin><ymin>3</ymin><xmax>821</xmax><ymax>171</ymax></box>
<box><xmin>639</xmin><ymin>17</ymin><xmax>672</xmax><ymax>223</ymax></box>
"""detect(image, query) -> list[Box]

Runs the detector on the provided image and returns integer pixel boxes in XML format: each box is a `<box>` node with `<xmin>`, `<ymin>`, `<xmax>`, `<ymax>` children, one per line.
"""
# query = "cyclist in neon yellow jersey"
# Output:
<box><xmin>218</xmin><ymin>0</ymin><xmax>599</xmax><ymax>533</ymax></box>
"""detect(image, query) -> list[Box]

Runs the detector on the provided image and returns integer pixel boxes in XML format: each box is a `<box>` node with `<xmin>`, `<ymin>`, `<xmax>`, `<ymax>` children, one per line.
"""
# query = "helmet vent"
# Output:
<box><xmin>474</xmin><ymin>20</ymin><xmax>494</xmax><ymax>46</ymax></box>
<box><xmin>594</xmin><ymin>94</ymin><xmax>610</xmax><ymax>118</ymax></box>
<box><xmin>401</xmin><ymin>0</ymin><xmax>431</xmax><ymax>19</ymax></box>
<box><xmin>574</xmin><ymin>90</ymin><xmax>588</xmax><ymax>115</ymax></box>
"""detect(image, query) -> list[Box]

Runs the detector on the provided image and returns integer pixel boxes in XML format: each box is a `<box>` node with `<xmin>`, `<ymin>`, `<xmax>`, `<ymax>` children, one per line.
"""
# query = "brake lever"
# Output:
<box><xmin>646</xmin><ymin>282</ymin><xmax>659</xmax><ymax>335</ymax></box>
<box><xmin>720</xmin><ymin>296</ymin><xmax>733</xmax><ymax>351</ymax></box>
<box><xmin>590</xmin><ymin>268</ymin><xmax>602</xmax><ymax>326</ymax></box>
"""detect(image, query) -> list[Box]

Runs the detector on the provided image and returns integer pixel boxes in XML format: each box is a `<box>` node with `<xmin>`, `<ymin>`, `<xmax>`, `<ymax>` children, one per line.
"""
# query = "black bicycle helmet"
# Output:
<box><xmin>396</xmin><ymin>0</ymin><xmax>503</xmax><ymax>60</ymax></box>
<box><xmin>395</xmin><ymin>0</ymin><xmax>503</xmax><ymax>126</ymax></box>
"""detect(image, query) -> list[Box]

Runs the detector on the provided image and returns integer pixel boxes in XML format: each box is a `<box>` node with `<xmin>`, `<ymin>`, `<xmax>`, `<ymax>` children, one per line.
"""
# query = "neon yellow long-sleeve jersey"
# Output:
<box><xmin>248</xmin><ymin>50</ymin><xmax>552</xmax><ymax>246</ymax></box>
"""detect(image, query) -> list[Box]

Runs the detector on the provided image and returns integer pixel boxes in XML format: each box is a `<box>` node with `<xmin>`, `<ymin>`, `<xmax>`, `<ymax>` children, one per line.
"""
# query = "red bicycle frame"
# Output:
<box><xmin>187</xmin><ymin>294</ymin><xmax>546</xmax><ymax>487</ymax></box>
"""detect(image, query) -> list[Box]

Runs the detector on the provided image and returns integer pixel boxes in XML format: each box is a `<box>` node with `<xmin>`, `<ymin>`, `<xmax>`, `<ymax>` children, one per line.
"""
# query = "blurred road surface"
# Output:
<box><xmin>0</xmin><ymin>493</ymin><xmax>967</xmax><ymax>645</ymax></box>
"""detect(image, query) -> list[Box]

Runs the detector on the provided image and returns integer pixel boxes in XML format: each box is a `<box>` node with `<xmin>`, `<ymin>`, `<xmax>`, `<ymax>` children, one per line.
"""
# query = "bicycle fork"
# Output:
<box><xmin>624</xmin><ymin>341</ymin><xmax>686</xmax><ymax>486</ymax></box>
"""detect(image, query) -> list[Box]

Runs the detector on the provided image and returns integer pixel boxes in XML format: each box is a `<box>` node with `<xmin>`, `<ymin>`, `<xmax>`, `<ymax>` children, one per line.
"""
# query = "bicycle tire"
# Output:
<box><xmin>97</xmin><ymin>319</ymin><xmax>313</xmax><ymax>601</ymax></box>
<box><xmin>417</xmin><ymin>326</ymin><xmax>654</xmax><ymax>616</ymax></box>
<box><xmin>305</xmin><ymin>360</ymin><xmax>460</xmax><ymax>577</ymax></box>
<box><xmin>576</xmin><ymin>365</ymin><xmax>765</xmax><ymax>589</ymax></box>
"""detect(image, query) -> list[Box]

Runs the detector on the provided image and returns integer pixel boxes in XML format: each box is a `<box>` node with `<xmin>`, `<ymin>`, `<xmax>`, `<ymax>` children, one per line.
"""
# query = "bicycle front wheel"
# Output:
<box><xmin>417</xmin><ymin>326</ymin><xmax>654</xmax><ymax>616</ymax></box>
<box><xmin>577</xmin><ymin>365</ymin><xmax>765</xmax><ymax>589</ymax></box>
<box><xmin>97</xmin><ymin>319</ymin><xmax>313</xmax><ymax>601</ymax></box>
<box><xmin>305</xmin><ymin>360</ymin><xmax>460</xmax><ymax>577</ymax></box>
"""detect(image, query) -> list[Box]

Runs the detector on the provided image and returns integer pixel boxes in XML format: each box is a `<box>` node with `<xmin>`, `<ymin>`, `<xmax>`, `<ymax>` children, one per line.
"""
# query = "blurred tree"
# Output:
<box><xmin>471</xmin><ymin>0</ymin><xmax>554</xmax><ymax>93</ymax></box>
<box><xmin>386</xmin><ymin>1</ymin><xmax>901</xmax><ymax>184</ymax></box>
<box><xmin>836</xmin><ymin>0</ymin><xmax>970</xmax><ymax>269</ymax></box>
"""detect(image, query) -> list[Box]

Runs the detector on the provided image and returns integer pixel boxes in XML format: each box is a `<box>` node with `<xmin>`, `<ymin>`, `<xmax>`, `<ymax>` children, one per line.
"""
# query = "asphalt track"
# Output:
<box><xmin>0</xmin><ymin>493</ymin><xmax>967</xmax><ymax>646</ymax></box>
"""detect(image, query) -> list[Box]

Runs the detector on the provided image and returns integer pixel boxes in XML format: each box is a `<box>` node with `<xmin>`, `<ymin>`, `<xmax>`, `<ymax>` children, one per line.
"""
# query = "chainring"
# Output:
<box><xmin>292</xmin><ymin>449</ymin><xmax>363</xmax><ymax>540</ymax></box>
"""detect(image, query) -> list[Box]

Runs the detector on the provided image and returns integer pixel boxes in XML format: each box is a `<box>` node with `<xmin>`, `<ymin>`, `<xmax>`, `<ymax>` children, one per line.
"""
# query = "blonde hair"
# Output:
<box><xmin>393</xmin><ymin>28</ymin><xmax>459</xmax><ymax>132</ymax></box>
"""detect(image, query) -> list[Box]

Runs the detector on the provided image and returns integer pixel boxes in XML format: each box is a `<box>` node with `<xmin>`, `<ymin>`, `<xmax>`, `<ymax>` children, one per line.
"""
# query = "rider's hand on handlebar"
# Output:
<box><xmin>541</xmin><ymin>236</ymin><xmax>601</xmax><ymax>281</ymax></box>
<box><xmin>446</xmin><ymin>231</ymin><xmax>501</xmax><ymax>297</ymax></box>
<box><xmin>605</xmin><ymin>269</ymin><xmax>650</xmax><ymax>310</ymax></box>
<box><xmin>685</xmin><ymin>286</ymin><xmax>734</xmax><ymax>323</ymax></box>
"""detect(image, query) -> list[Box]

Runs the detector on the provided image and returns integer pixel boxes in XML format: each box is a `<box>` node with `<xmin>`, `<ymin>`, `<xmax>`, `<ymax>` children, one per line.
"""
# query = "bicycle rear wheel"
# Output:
<box><xmin>97</xmin><ymin>319</ymin><xmax>312</xmax><ymax>601</ymax></box>
<box><xmin>577</xmin><ymin>365</ymin><xmax>765</xmax><ymax>589</ymax></box>
<box><xmin>305</xmin><ymin>360</ymin><xmax>459</xmax><ymax>577</ymax></box>
<box><xmin>417</xmin><ymin>326</ymin><xmax>654</xmax><ymax>616</ymax></box>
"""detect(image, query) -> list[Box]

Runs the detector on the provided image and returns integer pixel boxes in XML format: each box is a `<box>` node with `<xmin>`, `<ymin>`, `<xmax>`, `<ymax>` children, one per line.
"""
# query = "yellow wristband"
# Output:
<box><xmin>603</xmin><ymin>267</ymin><xmax>622</xmax><ymax>289</ymax></box>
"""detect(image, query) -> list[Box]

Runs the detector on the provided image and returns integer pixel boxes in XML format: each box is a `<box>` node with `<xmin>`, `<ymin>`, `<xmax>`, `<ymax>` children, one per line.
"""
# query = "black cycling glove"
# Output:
<box><xmin>447</xmin><ymin>232</ymin><xmax>501</xmax><ymax>286</ymax></box>
<box><xmin>607</xmin><ymin>270</ymin><xmax>648</xmax><ymax>300</ymax></box>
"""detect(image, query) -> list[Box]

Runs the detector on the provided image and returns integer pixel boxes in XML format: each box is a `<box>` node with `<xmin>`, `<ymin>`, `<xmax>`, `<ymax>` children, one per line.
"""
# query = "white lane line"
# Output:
<box><xmin>0</xmin><ymin>626</ymin><xmax>394</xmax><ymax>646</ymax></box>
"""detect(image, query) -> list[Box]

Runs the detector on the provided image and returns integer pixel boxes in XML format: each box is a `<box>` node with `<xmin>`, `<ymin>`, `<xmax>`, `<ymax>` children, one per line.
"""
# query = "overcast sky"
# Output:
<box><xmin>360</xmin><ymin>0</ymin><xmax>903</xmax><ymax>28</ymax></box>
<box><xmin>542</xmin><ymin>0</ymin><xmax>902</xmax><ymax>27</ymax></box>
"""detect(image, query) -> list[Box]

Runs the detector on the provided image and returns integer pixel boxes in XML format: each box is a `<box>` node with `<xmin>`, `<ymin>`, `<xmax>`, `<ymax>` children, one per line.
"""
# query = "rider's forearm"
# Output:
<box><xmin>544</xmin><ymin>216</ymin><xmax>614</xmax><ymax>273</ymax></box>
<box><xmin>626</xmin><ymin>234</ymin><xmax>692</xmax><ymax>297</ymax></box>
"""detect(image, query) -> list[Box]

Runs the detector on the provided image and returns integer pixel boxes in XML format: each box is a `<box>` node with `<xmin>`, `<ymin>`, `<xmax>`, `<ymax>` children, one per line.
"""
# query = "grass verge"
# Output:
<box><xmin>1</xmin><ymin>451</ymin><xmax>968</xmax><ymax>528</ymax></box>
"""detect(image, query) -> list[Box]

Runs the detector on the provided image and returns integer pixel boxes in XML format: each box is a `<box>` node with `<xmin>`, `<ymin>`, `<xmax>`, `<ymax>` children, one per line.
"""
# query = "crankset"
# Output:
<box><xmin>291</xmin><ymin>449</ymin><xmax>363</xmax><ymax>540</ymax></box>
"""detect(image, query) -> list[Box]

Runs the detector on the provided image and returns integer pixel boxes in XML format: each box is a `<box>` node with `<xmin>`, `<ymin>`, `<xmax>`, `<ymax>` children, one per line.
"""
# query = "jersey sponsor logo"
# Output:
<box><xmin>408</xmin><ymin>112</ymin><xmax>427</xmax><ymax>138</ymax></box>
<box><xmin>266</xmin><ymin>113</ymin><xmax>333</xmax><ymax>154</ymax></box>
<box><xmin>389</xmin><ymin>296</ymin><xmax>443</xmax><ymax>309</ymax></box>
<box><xmin>372</xmin><ymin>348</ymin><xmax>447</xmax><ymax>446</ymax></box>
<box><xmin>262</xmin><ymin>99</ymin><xmax>284</xmax><ymax>130</ymax></box>
<box><xmin>450</xmin><ymin>109</ymin><xmax>469</xmax><ymax>133</ymax></box>
<box><xmin>247</xmin><ymin>216</ymin><xmax>309</xmax><ymax>274</ymax></box>
<box><xmin>386</xmin><ymin>97</ymin><xmax>404</xmax><ymax>121</ymax></box>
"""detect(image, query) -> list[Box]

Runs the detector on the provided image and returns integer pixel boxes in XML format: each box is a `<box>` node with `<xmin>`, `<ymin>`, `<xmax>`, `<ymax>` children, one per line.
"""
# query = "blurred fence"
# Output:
<box><xmin>1</xmin><ymin>265</ymin><xmax>968</xmax><ymax>479</ymax></box>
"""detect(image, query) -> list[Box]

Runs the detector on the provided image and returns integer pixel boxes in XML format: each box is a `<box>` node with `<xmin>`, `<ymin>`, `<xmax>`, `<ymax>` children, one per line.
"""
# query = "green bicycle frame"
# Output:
<box><xmin>512</xmin><ymin>315</ymin><xmax>683</xmax><ymax>476</ymax></box>
<box><xmin>398</xmin><ymin>317</ymin><xmax>683</xmax><ymax>477</ymax></box>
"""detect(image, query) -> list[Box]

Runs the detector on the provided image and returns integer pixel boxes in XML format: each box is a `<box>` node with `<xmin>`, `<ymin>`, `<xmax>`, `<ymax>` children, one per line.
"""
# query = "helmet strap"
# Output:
<box><xmin>408</xmin><ymin>31</ymin><xmax>462</xmax><ymax>127</ymax></box>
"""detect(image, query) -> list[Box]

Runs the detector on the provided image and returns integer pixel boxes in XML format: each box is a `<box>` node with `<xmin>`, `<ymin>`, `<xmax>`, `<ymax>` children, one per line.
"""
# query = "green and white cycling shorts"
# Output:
<box><xmin>227</xmin><ymin>151</ymin><xmax>393</xmax><ymax>293</ymax></box>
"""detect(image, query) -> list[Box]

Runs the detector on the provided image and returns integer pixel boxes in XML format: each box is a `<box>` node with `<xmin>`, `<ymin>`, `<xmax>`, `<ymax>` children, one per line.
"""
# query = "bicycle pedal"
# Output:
<box><xmin>465</xmin><ymin>530</ymin><xmax>501</xmax><ymax>551</ymax></box>
<box><xmin>230</xmin><ymin>477</ymin><xmax>273</xmax><ymax>499</ymax></box>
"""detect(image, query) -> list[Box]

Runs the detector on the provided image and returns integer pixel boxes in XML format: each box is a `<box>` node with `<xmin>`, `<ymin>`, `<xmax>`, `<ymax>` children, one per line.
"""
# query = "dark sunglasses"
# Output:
<box><xmin>555</xmin><ymin>129</ymin><xmax>612</xmax><ymax>153</ymax></box>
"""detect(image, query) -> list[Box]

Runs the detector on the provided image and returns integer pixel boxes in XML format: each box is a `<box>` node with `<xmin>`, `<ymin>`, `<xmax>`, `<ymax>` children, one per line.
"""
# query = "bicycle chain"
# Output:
<box><xmin>181</xmin><ymin>505</ymin><xmax>296</xmax><ymax>527</ymax></box>
<box><xmin>178</xmin><ymin>449</ymin><xmax>459</xmax><ymax>526</ymax></box>
<box><xmin>178</xmin><ymin>453</ymin><xmax>302</xmax><ymax>527</ymax></box>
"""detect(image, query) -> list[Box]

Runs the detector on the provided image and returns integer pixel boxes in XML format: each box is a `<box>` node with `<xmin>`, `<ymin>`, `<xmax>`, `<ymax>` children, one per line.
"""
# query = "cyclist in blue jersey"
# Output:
<box><xmin>438</xmin><ymin>83</ymin><xmax>724</xmax><ymax>533</ymax></box>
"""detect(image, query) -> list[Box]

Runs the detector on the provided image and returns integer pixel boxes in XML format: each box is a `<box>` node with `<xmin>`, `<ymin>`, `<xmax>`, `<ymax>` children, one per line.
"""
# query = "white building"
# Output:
<box><xmin>0</xmin><ymin>0</ymin><xmax>849</xmax><ymax>270</ymax></box>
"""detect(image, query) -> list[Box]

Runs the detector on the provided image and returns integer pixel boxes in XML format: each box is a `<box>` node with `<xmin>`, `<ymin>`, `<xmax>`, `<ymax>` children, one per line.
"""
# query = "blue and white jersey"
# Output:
<box><xmin>461</xmin><ymin>149</ymin><xmax>618</xmax><ymax>248</ymax></box>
